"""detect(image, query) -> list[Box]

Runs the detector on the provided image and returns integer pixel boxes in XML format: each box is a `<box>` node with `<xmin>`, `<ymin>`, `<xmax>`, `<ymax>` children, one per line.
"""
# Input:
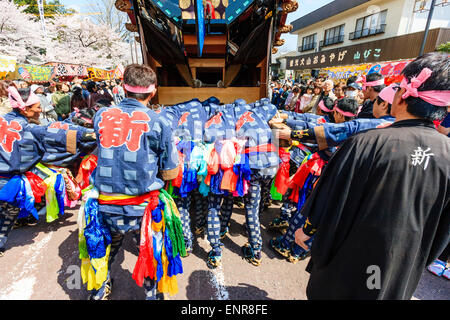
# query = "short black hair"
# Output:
<box><xmin>123</xmin><ymin>64</ymin><xmax>157</xmax><ymax>101</ymax></box>
<box><xmin>376</xmin><ymin>96</ymin><xmax>392</xmax><ymax>115</ymax></box>
<box><xmin>86</xmin><ymin>81</ymin><xmax>97</xmax><ymax>93</ymax></box>
<box><xmin>346</xmin><ymin>75</ymin><xmax>358</xmax><ymax>86</ymax></box>
<box><xmin>298</xmin><ymin>85</ymin><xmax>307</xmax><ymax>95</ymax></box>
<box><xmin>72</xmin><ymin>86</ymin><xmax>82</xmax><ymax>95</ymax></box>
<box><xmin>17</xmin><ymin>87</ymin><xmax>31</xmax><ymax>103</ymax></box>
<box><xmin>401</xmin><ymin>52</ymin><xmax>449</xmax><ymax>121</ymax></box>
<box><xmin>322</xmin><ymin>96</ymin><xmax>335</xmax><ymax>112</ymax></box>
<box><xmin>365</xmin><ymin>73</ymin><xmax>385</xmax><ymax>92</ymax></box>
<box><xmin>337</xmin><ymin>97</ymin><xmax>359</xmax><ymax>121</ymax></box>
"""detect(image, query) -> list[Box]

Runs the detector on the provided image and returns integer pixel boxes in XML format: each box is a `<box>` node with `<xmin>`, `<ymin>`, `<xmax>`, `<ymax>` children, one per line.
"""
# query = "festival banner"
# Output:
<box><xmin>87</xmin><ymin>67</ymin><xmax>122</xmax><ymax>80</ymax></box>
<box><xmin>323</xmin><ymin>64</ymin><xmax>371</xmax><ymax>81</ymax></box>
<box><xmin>45</xmin><ymin>62</ymin><xmax>88</xmax><ymax>77</ymax></box>
<box><xmin>17</xmin><ymin>66</ymin><xmax>31</xmax><ymax>80</ymax></box>
<box><xmin>322</xmin><ymin>59</ymin><xmax>412</xmax><ymax>84</ymax></box>
<box><xmin>87</xmin><ymin>67</ymin><xmax>110</xmax><ymax>80</ymax></box>
<box><xmin>114</xmin><ymin>64</ymin><xmax>124</xmax><ymax>79</ymax></box>
<box><xmin>366</xmin><ymin>59</ymin><xmax>412</xmax><ymax>85</ymax></box>
<box><xmin>17</xmin><ymin>64</ymin><xmax>54</xmax><ymax>82</ymax></box>
<box><xmin>0</xmin><ymin>55</ymin><xmax>17</xmax><ymax>79</ymax></box>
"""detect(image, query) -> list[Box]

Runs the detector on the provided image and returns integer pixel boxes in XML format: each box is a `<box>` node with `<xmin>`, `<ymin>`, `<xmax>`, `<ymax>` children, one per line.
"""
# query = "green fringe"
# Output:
<box><xmin>165</xmin><ymin>181</ymin><xmax>179</xmax><ymax>199</ymax></box>
<box><xmin>78</xmin><ymin>238</ymin><xmax>89</xmax><ymax>259</ymax></box>
<box><xmin>160</xmin><ymin>189</ymin><xmax>187</xmax><ymax>257</ymax></box>
<box><xmin>270</xmin><ymin>180</ymin><xmax>283</xmax><ymax>201</ymax></box>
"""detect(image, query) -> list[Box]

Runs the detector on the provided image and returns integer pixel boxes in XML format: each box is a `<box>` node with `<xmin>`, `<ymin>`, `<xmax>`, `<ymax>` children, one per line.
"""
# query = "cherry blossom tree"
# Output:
<box><xmin>47</xmin><ymin>14</ymin><xmax>129</xmax><ymax>69</ymax></box>
<box><xmin>0</xmin><ymin>1</ymin><xmax>129</xmax><ymax>68</ymax></box>
<box><xmin>0</xmin><ymin>0</ymin><xmax>47</xmax><ymax>63</ymax></box>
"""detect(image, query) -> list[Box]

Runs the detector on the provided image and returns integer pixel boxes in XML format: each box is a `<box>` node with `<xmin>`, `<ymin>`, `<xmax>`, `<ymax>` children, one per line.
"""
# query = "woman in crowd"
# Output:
<box><xmin>302</xmin><ymin>85</ymin><xmax>322</xmax><ymax>114</ymax></box>
<box><xmin>285</xmin><ymin>86</ymin><xmax>300</xmax><ymax>111</ymax></box>
<box><xmin>52</xmin><ymin>82</ymin><xmax>71</xmax><ymax>120</ymax></box>
<box><xmin>0</xmin><ymin>81</ymin><xmax>13</xmax><ymax>115</ymax></box>
<box><xmin>295</xmin><ymin>85</ymin><xmax>313</xmax><ymax>113</ymax></box>
<box><xmin>86</xmin><ymin>81</ymin><xmax>113</xmax><ymax>109</ymax></box>
<box><xmin>70</xmin><ymin>86</ymin><xmax>88</xmax><ymax>111</ymax></box>
<box><xmin>31</xmin><ymin>85</ymin><xmax>57</xmax><ymax>125</ymax></box>
<box><xmin>279</xmin><ymin>84</ymin><xmax>290</xmax><ymax>108</ymax></box>
<box><xmin>334</xmin><ymin>82</ymin><xmax>346</xmax><ymax>100</ymax></box>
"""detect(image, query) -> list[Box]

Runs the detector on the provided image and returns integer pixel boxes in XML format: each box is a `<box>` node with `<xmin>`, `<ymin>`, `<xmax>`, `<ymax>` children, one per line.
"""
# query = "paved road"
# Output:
<box><xmin>0</xmin><ymin>204</ymin><xmax>448</xmax><ymax>300</ymax></box>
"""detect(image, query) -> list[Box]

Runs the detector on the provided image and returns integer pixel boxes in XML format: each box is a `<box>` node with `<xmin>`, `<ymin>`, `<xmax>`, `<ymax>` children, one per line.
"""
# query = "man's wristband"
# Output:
<box><xmin>290</xmin><ymin>128</ymin><xmax>314</xmax><ymax>140</ymax></box>
<box><xmin>302</xmin><ymin>218</ymin><xmax>317</xmax><ymax>237</ymax></box>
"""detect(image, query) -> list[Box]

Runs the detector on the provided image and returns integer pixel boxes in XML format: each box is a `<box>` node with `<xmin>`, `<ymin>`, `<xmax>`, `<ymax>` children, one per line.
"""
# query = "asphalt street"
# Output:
<box><xmin>0</xmin><ymin>204</ymin><xmax>448</xmax><ymax>300</ymax></box>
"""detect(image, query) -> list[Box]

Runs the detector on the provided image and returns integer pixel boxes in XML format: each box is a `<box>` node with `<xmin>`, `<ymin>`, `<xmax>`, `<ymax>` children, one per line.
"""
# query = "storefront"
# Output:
<box><xmin>286</xmin><ymin>27</ymin><xmax>450</xmax><ymax>81</ymax></box>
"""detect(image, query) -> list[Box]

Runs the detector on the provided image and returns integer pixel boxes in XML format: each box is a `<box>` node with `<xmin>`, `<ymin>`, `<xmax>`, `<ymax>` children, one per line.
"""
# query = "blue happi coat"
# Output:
<box><xmin>284</xmin><ymin>111</ymin><xmax>331</xmax><ymax>131</ymax></box>
<box><xmin>0</xmin><ymin>111</ymin><xmax>84</xmax><ymax>177</ymax></box>
<box><xmin>314</xmin><ymin>115</ymin><xmax>395</xmax><ymax>151</ymax></box>
<box><xmin>40</xmin><ymin>121</ymin><xmax>95</xmax><ymax>167</ymax></box>
<box><xmin>0</xmin><ymin>111</ymin><xmax>86</xmax><ymax>216</ymax></box>
<box><xmin>93</xmin><ymin>98</ymin><xmax>179</xmax><ymax>217</ymax></box>
<box><xmin>230</xmin><ymin>99</ymin><xmax>280</xmax><ymax>174</ymax></box>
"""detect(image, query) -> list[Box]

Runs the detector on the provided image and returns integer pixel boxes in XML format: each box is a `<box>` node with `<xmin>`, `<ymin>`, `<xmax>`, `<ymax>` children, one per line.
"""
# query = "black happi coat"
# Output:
<box><xmin>302</xmin><ymin>119</ymin><xmax>450</xmax><ymax>300</ymax></box>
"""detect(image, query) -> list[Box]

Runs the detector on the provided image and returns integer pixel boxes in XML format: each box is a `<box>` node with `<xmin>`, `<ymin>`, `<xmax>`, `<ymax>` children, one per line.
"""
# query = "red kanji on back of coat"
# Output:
<box><xmin>178</xmin><ymin>112</ymin><xmax>190</xmax><ymax>126</ymax></box>
<box><xmin>98</xmin><ymin>108</ymin><xmax>150</xmax><ymax>152</ymax></box>
<box><xmin>0</xmin><ymin>117</ymin><xmax>22</xmax><ymax>153</ymax></box>
<box><xmin>236</xmin><ymin>111</ymin><xmax>255</xmax><ymax>131</ymax></box>
<box><xmin>205</xmin><ymin>112</ymin><xmax>223</xmax><ymax>128</ymax></box>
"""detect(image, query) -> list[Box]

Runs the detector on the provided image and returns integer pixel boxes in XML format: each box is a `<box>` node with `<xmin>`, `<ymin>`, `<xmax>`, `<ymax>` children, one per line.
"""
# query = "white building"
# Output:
<box><xmin>287</xmin><ymin>0</ymin><xmax>449</xmax><ymax>79</ymax></box>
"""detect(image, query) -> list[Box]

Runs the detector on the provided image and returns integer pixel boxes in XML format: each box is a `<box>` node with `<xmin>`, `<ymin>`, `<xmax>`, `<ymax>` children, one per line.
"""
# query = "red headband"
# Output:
<box><xmin>400</xmin><ymin>67</ymin><xmax>450</xmax><ymax>107</ymax></box>
<box><xmin>124</xmin><ymin>83</ymin><xmax>155</xmax><ymax>94</ymax></box>
<box><xmin>334</xmin><ymin>105</ymin><xmax>358</xmax><ymax>117</ymax></box>
<box><xmin>318</xmin><ymin>100</ymin><xmax>332</xmax><ymax>113</ymax></box>
<box><xmin>356</xmin><ymin>75</ymin><xmax>385</xmax><ymax>90</ymax></box>
<box><xmin>8</xmin><ymin>86</ymin><xmax>40</xmax><ymax>111</ymax></box>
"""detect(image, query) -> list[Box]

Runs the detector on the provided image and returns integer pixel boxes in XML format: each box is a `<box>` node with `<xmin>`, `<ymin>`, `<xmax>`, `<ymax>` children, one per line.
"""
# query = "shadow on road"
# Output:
<box><xmin>56</xmin><ymin>229</ymin><xmax>86</xmax><ymax>300</ymax></box>
<box><xmin>56</xmin><ymin>225</ymin><xmax>146</xmax><ymax>300</ymax></box>
<box><xmin>413</xmin><ymin>270</ymin><xmax>450</xmax><ymax>300</ymax></box>
<box><xmin>5</xmin><ymin>210</ymin><xmax>77</xmax><ymax>253</ymax></box>
<box><xmin>186</xmin><ymin>270</ymin><xmax>273</xmax><ymax>300</ymax></box>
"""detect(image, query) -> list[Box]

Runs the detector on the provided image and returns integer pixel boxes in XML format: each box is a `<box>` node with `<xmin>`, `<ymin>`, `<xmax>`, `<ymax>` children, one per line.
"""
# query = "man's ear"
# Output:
<box><xmin>395</xmin><ymin>88</ymin><xmax>408</xmax><ymax>108</ymax></box>
<box><xmin>150</xmin><ymin>88</ymin><xmax>157</xmax><ymax>99</ymax></box>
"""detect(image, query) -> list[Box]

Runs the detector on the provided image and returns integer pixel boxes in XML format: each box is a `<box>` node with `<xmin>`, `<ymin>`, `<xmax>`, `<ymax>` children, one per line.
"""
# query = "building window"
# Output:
<box><xmin>300</xmin><ymin>33</ymin><xmax>317</xmax><ymax>52</ymax></box>
<box><xmin>350</xmin><ymin>10</ymin><xmax>387</xmax><ymax>40</ymax></box>
<box><xmin>320</xmin><ymin>24</ymin><xmax>345</xmax><ymax>48</ymax></box>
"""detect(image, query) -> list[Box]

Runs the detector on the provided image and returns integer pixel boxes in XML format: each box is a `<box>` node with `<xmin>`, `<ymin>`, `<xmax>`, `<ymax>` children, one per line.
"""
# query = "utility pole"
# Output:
<box><xmin>419</xmin><ymin>0</ymin><xmax>437</xmax><ymax>56</ymax></box>
<box><xmin>130</xmin><ymin>36</ymin><xmax>135</xmax><ymax>64</ymax></box>
<box><xmin>134</xmin><ymin>38</ymin><xmax>139</xmax><ymax>64</ymax></box>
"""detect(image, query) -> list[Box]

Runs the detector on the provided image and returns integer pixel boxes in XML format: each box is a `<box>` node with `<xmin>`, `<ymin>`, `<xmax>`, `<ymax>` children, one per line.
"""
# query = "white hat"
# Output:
<box><xmin>30</xmin><ymin>84</ymin><xmax>39</xmax><ymax>93</ymax></box>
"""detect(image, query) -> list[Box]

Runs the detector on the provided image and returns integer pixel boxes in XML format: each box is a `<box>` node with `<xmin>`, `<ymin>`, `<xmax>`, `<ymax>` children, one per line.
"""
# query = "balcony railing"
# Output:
<box><xmin>319</xmin><ymin>35</ymin><xmax>345</xmax><ymax>49</ymax></box>
<box><xmin>349</xmin><ymin>24</ymin><xmax>386</xmax><ymax>40</ymax></box>
<box><xmin>298</xmin><ymin>42</ymin><xmax>316</xmax><ymax>52</ymax></box>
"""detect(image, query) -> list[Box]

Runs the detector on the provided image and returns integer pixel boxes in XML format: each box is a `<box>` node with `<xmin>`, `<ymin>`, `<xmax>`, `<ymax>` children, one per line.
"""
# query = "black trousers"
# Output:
<box><xmin>438</xmin><ymin>242</ymin><xmax>450</xmax><ymax>262</ymax></box>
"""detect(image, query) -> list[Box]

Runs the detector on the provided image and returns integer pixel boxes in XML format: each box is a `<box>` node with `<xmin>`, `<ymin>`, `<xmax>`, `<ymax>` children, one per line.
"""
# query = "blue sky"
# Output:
<box><xmin>280</xmin><ymin>0</ymin><xmax>334</xmax><ymax>53</ymax></box>
<box><xmin>59</xmin><ymin>0</ymin><xmax>91</xmax><ymax>14</ymax></box>
<box><xmin>59</xmin><ymin>0</ymin><xmax>334</xmax><ymax>52</ymax></box>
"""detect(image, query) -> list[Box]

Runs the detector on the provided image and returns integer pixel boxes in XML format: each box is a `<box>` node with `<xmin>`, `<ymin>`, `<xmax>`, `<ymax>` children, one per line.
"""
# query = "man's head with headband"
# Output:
<box><xmin>123</xmin><ymin>64</ymin><xmax>157</xmax><ymax>106</ymax></box>
<box><xmin>8</xmin><ymin>86</ymin><xmax>42</xmax><ymax>121</ymax></box>
<box><xmin>332</xmin><ymin>97</ymin><xmax>359</xmax><ymax>123</ymax></box>
<box><xmin>391</xmin><ymin>52</ymin><xmax>449</xmax><ymax>122</ymax></box>
<box><xmin>357</xmin><ymin>72</ymin><xmax>385</xmax><ymax>101</ymax></box>
<box><xmin>374</xmin><ymin>84</ymin><xmax>396</xmax><ymax>118</ymax></box>
<box><xmin>316</xmin><ymin>96</ymin><xmax>335</xmax><ymax>118</ymax></box>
